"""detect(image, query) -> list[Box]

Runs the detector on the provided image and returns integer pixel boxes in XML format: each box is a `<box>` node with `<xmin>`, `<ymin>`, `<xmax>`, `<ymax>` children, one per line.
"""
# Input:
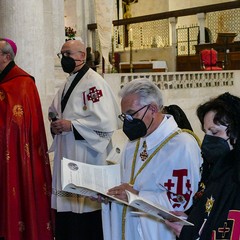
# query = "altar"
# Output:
<box><xmin>177</xmin><ymin>39</ymin><xmax>240</xmax><ymax>71</ymax></box>
<box><xmin>119</xmin><ymin>61</ymin><xmax>168</xmax><ymax>73</ymax></box>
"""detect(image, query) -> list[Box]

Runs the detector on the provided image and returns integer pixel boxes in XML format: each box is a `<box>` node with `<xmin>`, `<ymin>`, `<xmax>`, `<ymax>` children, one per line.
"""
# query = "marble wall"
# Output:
<box><xmin>105</xmin><ymin>70</ymin><xmax>240</xmax><ymax>142</ymax></box>
<box><xmin>130</xmin><ymin>0</ymin><xmax>235</xmax><ymax>16</ymax></box>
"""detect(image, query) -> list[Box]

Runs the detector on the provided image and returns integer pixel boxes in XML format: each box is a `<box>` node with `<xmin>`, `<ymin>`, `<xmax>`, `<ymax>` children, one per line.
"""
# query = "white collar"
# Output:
<box><xmin>141</xmin><ymin>114</ymin><xmax>179</xmax><ymax>150</ymax></box>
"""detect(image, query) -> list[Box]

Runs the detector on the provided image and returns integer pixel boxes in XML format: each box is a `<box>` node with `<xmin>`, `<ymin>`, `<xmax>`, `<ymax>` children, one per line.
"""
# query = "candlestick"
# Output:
<box><xmin>111</xmin><ymin>36</ymin><xmax>117</xmax><ymax>73</ymax></box>
<box><xmin>112</xmin><ymin>25</ymin><xmax>114</xmax><ymax>38</ymax></box>
<box><xmin>129</xmin><ymin>40</ymin><xmax>133</xmax><ymax>73</ymax></box>
<box><xmin>129</xmin><ymin>28</ymin><xmax>133</xmax><ymax>42</ymax></box>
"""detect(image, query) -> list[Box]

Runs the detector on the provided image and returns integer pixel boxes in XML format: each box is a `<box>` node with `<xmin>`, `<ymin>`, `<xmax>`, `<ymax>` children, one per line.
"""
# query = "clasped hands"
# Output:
<box><xmin>50</xmin><ymin>119</ymin><xmax>72</xmax><ymax>135</ymax></box>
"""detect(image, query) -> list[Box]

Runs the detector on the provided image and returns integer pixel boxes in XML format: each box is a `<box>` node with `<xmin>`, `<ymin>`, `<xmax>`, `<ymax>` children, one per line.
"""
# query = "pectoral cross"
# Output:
<box><xmin>140</xmin><ymin>140</ymin><xmax>148</xmax><ymax>161</ymax></box>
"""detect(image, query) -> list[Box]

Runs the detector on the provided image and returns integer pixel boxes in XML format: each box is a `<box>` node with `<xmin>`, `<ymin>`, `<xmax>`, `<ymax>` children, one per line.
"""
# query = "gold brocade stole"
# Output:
<box><xmin>121</xmin><ymin>129</ymin><xmax>201</xmax><ymax>240</ymax></box>
<box><xmin>182</xmin><ymin>128</ymin><xmax>202</xmax><ymax>148</ymax></box>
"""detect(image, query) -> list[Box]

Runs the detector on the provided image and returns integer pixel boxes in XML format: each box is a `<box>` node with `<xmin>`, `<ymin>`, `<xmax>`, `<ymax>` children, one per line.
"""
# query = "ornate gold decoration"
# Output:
<box><xmin>205</xmin><ymin>196</ymin><xmax>215</xmax><ymax>215</ymax></box>
<box><xmin>0</xmin><ymin>90</ymin><xmax>5</xmax><ymax>101</ymax></box>
<box><xmin>200</xmin><ymin>182</ymin><xmax>205</xmax><ymax>189</ymax></box>
<box><xmin>139</xmin><ymin>140</ymin><xmax>148</xmax><ymax>161</ymax></box>
<box><xmin>122</xmin><ymin>130</ymin><xmax>182</xmax><ymax>240</ymax></box>
<box><xmin>129</xmin><ymin>40</ymin><xmax>133</xmax><ymax>73</ymax></box>
<box><xmin>122</xmin><ymin>0</ymin><xmax>138</xmax><ymax>19</ymax></box>
<box><xmin>13</xmin><ymin>105</ymin><xmax>23</xmax><ymax>118</ymax></box>
<box><xmin>24</xmin><ymin>143</ymin><xmax>30</xmax><ymax>158</ymax></box>
<box><xmin>111</xmin><ymin>34</ymin><xmax>118</xmax><ymax>73</ymax></box>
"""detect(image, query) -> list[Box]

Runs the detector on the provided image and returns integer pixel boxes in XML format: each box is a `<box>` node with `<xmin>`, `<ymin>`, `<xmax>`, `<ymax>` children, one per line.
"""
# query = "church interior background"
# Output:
<box><xmin>0</xmin><ymin>0</ymin><xmax>239</xmax><ymax>165</ymax></box>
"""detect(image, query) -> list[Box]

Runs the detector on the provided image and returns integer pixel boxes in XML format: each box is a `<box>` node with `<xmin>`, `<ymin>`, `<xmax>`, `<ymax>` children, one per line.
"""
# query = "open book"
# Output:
<box><xmin>125</xmin><ymin>190</ymin><xmax>193</xmax><ymax>226</ymax></box>
<box><xmin>61</xmin><ymin>157</ymin><xmax>193</xmax><ymax>226</ymax></box>
<box><xmin>61</xmin><ymin>157</ymin><xmax>121</xmax><ymax>198</ymax></box>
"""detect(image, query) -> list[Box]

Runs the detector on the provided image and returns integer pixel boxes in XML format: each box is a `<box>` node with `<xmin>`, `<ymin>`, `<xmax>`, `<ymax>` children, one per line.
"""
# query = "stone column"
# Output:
<box><xmin>197</xmin><ymin>13</ymin><xmax>206</xmax><ymax>44</ymax></box>
<box><xmin>50</xmin><ymin>0</ymin><xmax>66</xmax><ymax>93</ymax></box>
<box><xmin>64</xmin><ymin>0</ymin><xmax>95</xmax><ymax>45</ymax></box>
<box><xmin>0</xmin><ymin>0</ymin><xmax>65</xmax><ymax>148</ymax></box>
<box><xmin>0</xmin><ymin>1</ymin><xmax>46</xmax><ymax>94</ymax></box>
<box><xmin>169</xmin><ymin>17</ymin><xmax>178</xmax><ymax>47</ymax></box>
<box><xmin>85</xmin><ymin>0</ymin><xmax>96</xmax><ymax>48</ymax></box>
<box><xmin>169</xmin><ymin>17</ymin><xmax>178</xmax><ymax>71</ymax></box>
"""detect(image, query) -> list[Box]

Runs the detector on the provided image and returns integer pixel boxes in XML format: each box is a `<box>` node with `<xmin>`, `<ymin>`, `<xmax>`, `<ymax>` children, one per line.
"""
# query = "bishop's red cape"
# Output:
<box><xmin>0</xmin><ymin>63</ymin><xmax>53</xmax><ymax>240</ymax></box>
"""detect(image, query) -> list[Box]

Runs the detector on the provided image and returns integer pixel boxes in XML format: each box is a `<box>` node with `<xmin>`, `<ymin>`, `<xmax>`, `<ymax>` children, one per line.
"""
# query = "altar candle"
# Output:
<box><xmin>129</xmin><ymin>28</ymin><xmax>133</xmax><ymax>42</ymax></box>
<box><xmin>112</xmin><ymin>25</ymin><xmax>114</xmax><ymax>38</ymax></box>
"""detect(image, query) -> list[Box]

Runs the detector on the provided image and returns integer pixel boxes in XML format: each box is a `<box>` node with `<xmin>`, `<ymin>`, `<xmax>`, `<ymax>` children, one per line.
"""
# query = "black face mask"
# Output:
<box><xmin>123</xmin><ymin>118</ymin><xmax>148</xmax><ymax>141</ymax></box>
<box><xmin>61</xmin><ymin>56</ymin><xmax>76</xmax><ymax>73</ymax></box>
<box><xmin>201</xmin><ymin>134</ymin><xmax>230</xmax><ymax>164</ymax></box>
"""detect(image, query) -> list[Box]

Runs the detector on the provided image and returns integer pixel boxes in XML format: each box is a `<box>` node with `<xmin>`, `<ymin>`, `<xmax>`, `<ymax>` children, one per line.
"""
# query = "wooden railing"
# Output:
<box><xmin>87</xmin><ymin>2</ymin><xmax>239</xmax><ymax>30</ymax></box>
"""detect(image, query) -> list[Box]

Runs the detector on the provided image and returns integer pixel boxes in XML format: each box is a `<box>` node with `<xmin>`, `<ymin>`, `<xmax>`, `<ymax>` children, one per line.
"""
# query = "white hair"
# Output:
<box><xmin>119</xmin><ymin>78</ymin><xmax>164</xmax><ymax>110</ymax></box>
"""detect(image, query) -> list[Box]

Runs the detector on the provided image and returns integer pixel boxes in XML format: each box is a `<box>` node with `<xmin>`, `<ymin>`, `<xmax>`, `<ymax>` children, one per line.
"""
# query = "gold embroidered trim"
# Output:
<box><xmin>181</xmin><ymin>129</ymin><xmax>202</xmax><ymax>147</ymax></box>
<box><xmin>121</xmin><ymin>130</ymin><xmax>182</xmax><ymax>240</ymax></box>
<box><xmin>121</xmin><ymin>129</ymin><xmax>202</xmax><ymax>239</ymax></box>
<box><xmin>13</xmin><ymin>104</ymin><xmax>24</xmax><ymax>118</ymax></box>
<box><xmin>0</xmin><ymin>90</ymin><xmax>5</xmax><ymax>101</ymax></box>
<box><xmin>24</xmin><ymin>143</ymin><xmax>30</xmax><ymax>158</ymax></box>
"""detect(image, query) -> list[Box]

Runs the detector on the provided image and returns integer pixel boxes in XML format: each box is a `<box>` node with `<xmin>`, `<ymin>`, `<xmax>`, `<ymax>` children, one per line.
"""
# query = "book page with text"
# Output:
<box><xmin>126</xmin><ymin>190</ymin><xmax>193</xmax><ymax>226</ymax></box>
<box><xmin>61</xmin><ymin>157</ymin><xmax>121</xmax><ymax>197</ymax></box>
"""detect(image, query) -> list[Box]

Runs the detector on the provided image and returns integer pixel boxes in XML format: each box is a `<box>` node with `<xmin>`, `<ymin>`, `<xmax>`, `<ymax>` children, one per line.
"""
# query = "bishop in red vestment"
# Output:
<box><xmin>0</xmin><ymin>38</ymin><xmax>53</xmax><ymax>240</ymax></box>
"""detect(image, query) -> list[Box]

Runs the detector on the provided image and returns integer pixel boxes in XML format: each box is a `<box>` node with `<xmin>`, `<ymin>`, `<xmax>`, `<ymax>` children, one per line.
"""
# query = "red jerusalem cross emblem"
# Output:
<box><xmin>87</xmin><ymin>86</ymin><xmax>103</xmax><ymax>103</ymax></box>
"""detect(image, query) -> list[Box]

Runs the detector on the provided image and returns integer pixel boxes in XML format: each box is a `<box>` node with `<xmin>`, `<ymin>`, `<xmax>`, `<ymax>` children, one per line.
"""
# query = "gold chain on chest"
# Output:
<box><xmin>121</xmin><ymin>129</ymin><xmax>184</xmax><ymax>240</ymax></box>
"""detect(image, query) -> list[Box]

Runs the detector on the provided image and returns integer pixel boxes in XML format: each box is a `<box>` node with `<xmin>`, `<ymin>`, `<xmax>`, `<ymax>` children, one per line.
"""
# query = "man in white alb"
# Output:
<box><xmin>102</xmin><ymin>78</ymin><xmax>202</xmax><ymax>240</ymax></box>
<box><xmin>49</xmin><ymin>39</ymin><xmax>120</xmax><ymax>240</ymax></box>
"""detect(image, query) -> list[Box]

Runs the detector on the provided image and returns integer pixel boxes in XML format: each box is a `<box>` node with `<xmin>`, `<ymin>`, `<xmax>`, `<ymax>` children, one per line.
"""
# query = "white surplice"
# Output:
<box><xmin>49</xmin><ymin>67</ymin><xmax>120</xmax><ymax>213</ymax></box>
<box><xmin>102</xmin><ymin>115</ymin><xmax>202</xmax><ymax>240</ymax></box>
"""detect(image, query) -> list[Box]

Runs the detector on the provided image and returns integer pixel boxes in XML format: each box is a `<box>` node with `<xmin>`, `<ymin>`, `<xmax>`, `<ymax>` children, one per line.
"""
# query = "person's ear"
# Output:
<box><xmin>149</xmin><ymin>104</ymin><xmax>158</xmax><ymax>114</ymax></box>
<box><xmin>81</xmin><ymin>52</ymin><xmax>86</xmax><ymax>59</ymax></box>
<box><xmin>3</xmin><ymin>53</ymin><xmax>11</xmax><ymax>63</ymax></box>
<box><xmin>78</xmin><ymin>51</ymin><xmax>85</xmax><ymax>62</ymax></box>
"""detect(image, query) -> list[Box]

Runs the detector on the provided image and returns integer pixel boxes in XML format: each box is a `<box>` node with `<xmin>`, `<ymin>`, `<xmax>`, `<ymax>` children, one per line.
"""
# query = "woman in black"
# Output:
<box><xmin>163</xmin><ymin>104</ymin><xmax>193</xmax><ymax>131</ymax></box>
<box><xmin>166</xmin><ymin>92</ymin><xmax>240</xmax><ymax>240</ymax></box>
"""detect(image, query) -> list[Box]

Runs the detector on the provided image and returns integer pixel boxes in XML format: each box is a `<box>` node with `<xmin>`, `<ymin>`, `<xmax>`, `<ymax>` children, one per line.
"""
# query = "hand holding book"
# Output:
<box><xmin>107</xmin><ymin>183</ymin><xmax>138</xmax><ymax>202</ymax></box>
<box><xmin>61</xmin><ymin>157</ymin><xmax>193</xmax><ymax>226</ymax></box>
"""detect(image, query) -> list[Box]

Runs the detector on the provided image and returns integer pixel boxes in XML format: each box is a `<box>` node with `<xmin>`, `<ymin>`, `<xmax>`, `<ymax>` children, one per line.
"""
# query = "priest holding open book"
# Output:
<box><xmin>102</xmin><ymin>79</ymin><xmax>203</xmax><ymax>240</ymax></box>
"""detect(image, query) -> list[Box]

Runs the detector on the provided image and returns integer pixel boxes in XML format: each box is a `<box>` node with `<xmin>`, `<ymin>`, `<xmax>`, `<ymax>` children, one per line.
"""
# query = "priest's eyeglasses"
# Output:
<box><xmin>118</xmin><ymin>105</ymin><xmax>149</xmax><ymax>122</ymax></box>
<box><xmin>57</xmin><ymin>51</ymin><xmax>83</xmax><ymax>59</ymax></box>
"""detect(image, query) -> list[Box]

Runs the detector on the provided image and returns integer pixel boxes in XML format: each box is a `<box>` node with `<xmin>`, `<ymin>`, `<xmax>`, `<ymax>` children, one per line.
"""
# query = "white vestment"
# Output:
<box><xmin>102</xmin><ymin>115</ymin><xmax>202</xmax><ymax>240</ymax></box>
<box><xmin>49</xmin><ymin>67</ymin><xmax>120</xmax><ymax>213</ymax></box>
